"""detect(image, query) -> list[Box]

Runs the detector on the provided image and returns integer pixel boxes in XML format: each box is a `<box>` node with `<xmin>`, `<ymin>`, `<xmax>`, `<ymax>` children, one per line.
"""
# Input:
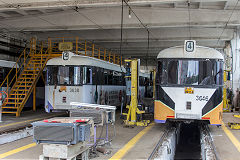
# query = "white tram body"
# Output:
<box><xmin>154</xmin><ymin>46</ymin><xmax>224</xmax><ymax>125</ymax></box>
<box><xmin>45</xmin><ymin>54</ymin><xmax>126</xmax><ymax>112</ymax></box>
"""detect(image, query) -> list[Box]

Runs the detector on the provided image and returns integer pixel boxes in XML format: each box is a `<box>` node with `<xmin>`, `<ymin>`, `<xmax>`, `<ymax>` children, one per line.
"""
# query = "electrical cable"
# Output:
<box><xmin>217</xmin><ymin>0</ymin><xmax>240</xmax><ymax>45</ymax></box>
<box><xmin>187</xmin><ymin>1</ymin><xmax>191</xmax><ymax>39</ymax></box>
<box><xmin>122</xmin><ymin>0</ymin><xmax>152</xmax><ymax>70</ymax></box>
<box><xmin>58</xmin><ymin>0</ymin><xmax>115</xmax><ymax>37</ymax></box>
<box><xmin>123</xmin><ymin>0</ymin><xmax>157</xmax><ymax>40</ymax></box>
<box><xmin>118</xmin><ymin>0</ymin><xmax>124</xmax><ymax>73</ymax></box>
<box><xmin>146</xmin><ymin>30</ymin><xmax>149</xmax><ymax>70</ymax></box>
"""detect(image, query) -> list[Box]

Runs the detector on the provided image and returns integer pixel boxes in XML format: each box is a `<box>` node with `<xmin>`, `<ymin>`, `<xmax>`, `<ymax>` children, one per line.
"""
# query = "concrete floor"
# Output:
<box><xmin>0</xmin><ymin>109</ymin><xmax>67</xmax><ymax>133</ymax></box>
<box><xmin>210</xmin><ymin>112</ymin><xmax>240</xmax><ymax>160</ymax></box>
<box><xmin>0</xmin><ymin>111</ymin><xmax>239</xmax><ymax>160</ymax></box>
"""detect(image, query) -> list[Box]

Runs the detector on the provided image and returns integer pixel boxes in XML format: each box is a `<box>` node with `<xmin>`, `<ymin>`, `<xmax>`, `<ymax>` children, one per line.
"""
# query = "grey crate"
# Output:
<box><xmin>32</xmin><ymin>117</ymin><xmax>90</xmax><ymax>145</ymax></box>
<box><xmin>70</xmin><ymin>110</ymin><xmax>104</xmax><ymax>125</ymax></box>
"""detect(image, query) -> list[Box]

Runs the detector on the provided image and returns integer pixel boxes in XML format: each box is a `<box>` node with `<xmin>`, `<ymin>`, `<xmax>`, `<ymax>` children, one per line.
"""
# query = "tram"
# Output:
<box><xmin>45</xmin><ymin>53</ymin><xmax>126</xmax><ymax>112</ymax></box>
<box><xmin>154</xmin><ymin>44</ymin><xmax>224</xmax><ymax>125</ymax></box>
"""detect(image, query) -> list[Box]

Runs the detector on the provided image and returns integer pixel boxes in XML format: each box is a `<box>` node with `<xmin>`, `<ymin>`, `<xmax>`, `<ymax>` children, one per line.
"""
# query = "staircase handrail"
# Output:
<box><xmin>0</xmin><ymin>48</ymin><xmax>30</xmax><ymax>92</ymax></box>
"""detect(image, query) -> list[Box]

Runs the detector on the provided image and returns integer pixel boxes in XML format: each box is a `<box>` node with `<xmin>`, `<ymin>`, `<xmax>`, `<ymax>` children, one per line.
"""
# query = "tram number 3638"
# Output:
<box><xmin>196</xmin><ymin>95</ymin><xmax>208</xmax><ymax>101</ymax></box>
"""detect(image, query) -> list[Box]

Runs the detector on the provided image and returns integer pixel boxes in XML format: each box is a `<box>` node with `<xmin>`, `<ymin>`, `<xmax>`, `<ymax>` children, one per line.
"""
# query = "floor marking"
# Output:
<box><xmin>0</xmin><ymin>113</ymin><xmax>64</xmax><ymax>128</ymax></box>
<box><xmin>222</xmin><ymin>122</ymin><xmax>240</xmax><ymax>152</ymax></box>
<box><xmin>109</xmin><ymin>123</ymin><xmax>154</xmax><ymax>160</ymax></box>
<box><xmin>0</xmin><ymin>143</ymin><xmax>36</xmax><ymax>158</ymax></box>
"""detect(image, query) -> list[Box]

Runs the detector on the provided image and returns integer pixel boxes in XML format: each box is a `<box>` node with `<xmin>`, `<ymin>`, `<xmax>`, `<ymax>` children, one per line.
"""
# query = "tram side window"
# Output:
<box><xmin>83</xmin><ymin>66</ymin><xmax>92</xmax><ymax>84</ymax></box>
<box><xmin>93</xmin><ymin>67</ymin><xmax>104</xmax><ymax>85</ymax></box>
<box><xmin>104</xmin><ymin>69</ymin><xmax>109</xmax><ymax>85</ymax></box>
<box><xmin>47</xmin><ymin>66</ymin><xmax>58</xmax><ymax>85</ymax></box>
<box><xmin>108</xmin><ymin>71</ymin><xmax>113</xmax><ymax>85</ymax></box>
<box><xmin>112</xmin><ymin>71</ymin><xmax>121</xmax><ymax>85</ymax></box>
<box><xmin>213</xmin><ymin>61</ymin><xmax>223</xmax><ymax>85</ymax></box>
<box><xmin>97</xmin><ymin>68</ymin><xmax>104</xmax><ymax>85</ymax></box>
<box><xmin>118</xmin><ymin>72</ymin><xmax>124</xmax><ymax>85</ymax></box>
<box><xmin>58</xmin><ymin>66</ymin><xmax>69</xmax><ymax>85</ymax></box>
<box><xmin>157</xmin><ymin>61</ymin><xmax>162</xmax><ymax>84</ymax></box>
<box><xmin>72</xmin><ymin>66</ymin><xmax>82</xmax><ymax>85</ymax></box>
<box><xmin>168</xmin><ymin>61</ymin><xmax>178</xmax><ymax>84</ymax></box>
<box><xmin>92</xmin><ymin>67</ymin><xmax>97</xmax><ymax>85</ymax></box>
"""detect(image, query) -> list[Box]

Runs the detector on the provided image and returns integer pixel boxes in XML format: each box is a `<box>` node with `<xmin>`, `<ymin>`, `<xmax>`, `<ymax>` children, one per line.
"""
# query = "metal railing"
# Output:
<box><xmin>47</xmin><ymin>37</ymin><xmax>123</xmax><ymax>65</ymax></box>
<box><xmin>0</xmin><ymin>48</ymin><xmax>30</xmax><ymax>95</ymax></box>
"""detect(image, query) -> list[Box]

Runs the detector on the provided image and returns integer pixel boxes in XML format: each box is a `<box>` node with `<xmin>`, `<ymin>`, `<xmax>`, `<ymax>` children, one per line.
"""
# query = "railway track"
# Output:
<box><xmin>200</xmin><ymin>124</ymin><xmax>219</xmax><ymax>160</ymax></box>
<box><xmin>148</xmin><ymin>122</ymin><xmax>219</xmax><ymax>160</ymax></box>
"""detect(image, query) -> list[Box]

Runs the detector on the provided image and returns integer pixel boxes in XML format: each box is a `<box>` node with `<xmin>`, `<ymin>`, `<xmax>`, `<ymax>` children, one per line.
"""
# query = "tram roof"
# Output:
<box><xmin>47</xmin><ymin>54</ymin><xmax>126</xmax><ymax>72</ymax></box>
<box><xmin>0</xmin><ymin>60</ymin><xmax>18</xmax><ymax>68</ymax></box>
<box><xmin>157</xmin><ymin>46</ymin><xmax>224</xmax><ymax>60</ymax></box>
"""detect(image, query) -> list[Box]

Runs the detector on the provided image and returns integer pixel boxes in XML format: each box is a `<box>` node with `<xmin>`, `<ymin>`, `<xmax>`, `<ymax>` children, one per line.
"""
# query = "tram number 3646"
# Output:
<box><xmin>196</xmin><ymin>95</ymin><xmax>208</xmax><ymax>101</ymax></box>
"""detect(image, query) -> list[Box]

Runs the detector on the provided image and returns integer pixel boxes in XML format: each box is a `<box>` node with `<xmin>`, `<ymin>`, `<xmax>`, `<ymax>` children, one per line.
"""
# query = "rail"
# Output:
<box><xmin>201</xmin><ymin>124</ymin><xmax>220</xmax><ymax>160</ymax></box>
<box><xmin>148</xmin><ymin>123</ymin><xmax>176</xmax><ymax>160</ymax></box>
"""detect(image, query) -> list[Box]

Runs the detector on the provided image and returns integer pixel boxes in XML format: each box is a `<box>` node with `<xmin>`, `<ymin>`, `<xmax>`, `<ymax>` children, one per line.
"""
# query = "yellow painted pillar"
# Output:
<box><xmin>33</xmin><ymin>86</ymin><xmax>36</xmax><ymax>111</ymax></box>
<box><xmin>85</xmin><ymin>40</ymin><xmax>87</xmax><ymax>56</ymax></box>
<box><xmin>104</xmin><ymin>49</ymin><xmax>106</xmax><ymax>61</ymax></box>
<box><xmin>48</xmin><ymin>38</ymin><xmax>52</xmax><ymax>54</ymax></box>
<box><xmin>98</xmin><ymin>48</ymin><xmax>100</xmax><ymax>59</ymax></box>
<box><xmin>130</xmin><ymin>60</ymin><xmax>138</xmax><ymax>122</ymax></box>
<box><xmin>92</xmin><ymin>44</ymin><xmax>95</xmax><ymax>57</ymax></box>
<box><xmin>113</xmin><ymin>54</ymin><xmax>116</xmax><ymax>64</ymax></box>
<box><xmin>153</xmin><ymin>69</ymin><xmax>156</xmax><ymax>99</ymax></box>
<box><xmin>223</xmin><ymin>70</ymin><xmax>228</xmax><ymax>111</ymax></box>
<box><xmin>76</xmin><ymin>37</ymin><xmax>78</xmax><ymax>54</ymax></box>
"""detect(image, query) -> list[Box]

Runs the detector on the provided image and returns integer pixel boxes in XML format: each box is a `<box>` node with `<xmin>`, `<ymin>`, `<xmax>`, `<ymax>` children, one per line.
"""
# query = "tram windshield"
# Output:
<box><xmin>47</xmin><ymin>66</ymin><xmax>82</xmax><ymax>86</ymax></box>
<box><xmin>157</xmin><ymin>59</ymin><xmax>223</xmax><ymax>86</ymax></box>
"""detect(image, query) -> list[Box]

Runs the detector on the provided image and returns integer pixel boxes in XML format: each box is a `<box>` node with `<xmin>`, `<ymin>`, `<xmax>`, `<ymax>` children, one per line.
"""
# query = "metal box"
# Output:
<box><xmin>70</xmin><ymin>109</ymin><xmax>115</xmax><ymax>126</ymax></box>
<box><xmin>32</xmin><ymin>117</ymin><xmax>91</xmax><ymax>145</ymax></box>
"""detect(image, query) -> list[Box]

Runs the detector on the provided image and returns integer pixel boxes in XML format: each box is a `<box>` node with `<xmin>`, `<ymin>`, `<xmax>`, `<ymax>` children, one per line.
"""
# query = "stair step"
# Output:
<box><xmin>12</xmin><ymin>89</ymin><xmax>28</xmax><ymax>91</ymax></box>
<box><xmin>7</xmin><ymin>102</ymin><xmax>22</xmax><ymax>104</ymax></box>
<box><xmin>29</xmin><ymin>63</ymin><xmax>43</xmax><ymax>66</ymax></box>
<box><xmin>15</xmin><ymin>85</ymin><xmax>31</xmax><ymax>88</ymax></box>
<box><xmin>21</xmin><ymin>74</ymin><xmax>37</xmax><ymax>76</ymax></box>
<box><xmin>25</xmin><ymin>68</ymin><xmax>40</xmax><ymax>70</ymax></box>
<box><xmin>16</xmin><ymin>83</ymin><xmax>33</xmax><ymax>85</ymax></box>
<box><xmin>9</xmin><ymin>92</ymin><xmax>26</xmax><ymax>95</ymax></box>
<box><xmin>19</xmin><ymin>77</ymin><xmax>35</xmax><ymax>79</ymax></box>
<box><xmin>26</xmin><ymin>66</ymin><xmax>41</xmax><ymax>68</ymax></box>
<box><xmin>2</xmin><ymin>106</ymin><xmax>18</xmax><ymax>109</ymax></box>
<box><xmin>8</xmin><ymin>97</ymin><xmax>24</xmax><ymax>99</ymax></box>
<box><xmin>16</xmin><ymin>81</ymin><xmax>33</xmax><ymax>83</ymax></box>
<box><xmin>2</xmin><ymin>111</ymin><xmax>17</xmax><ymax>114</ymax></box>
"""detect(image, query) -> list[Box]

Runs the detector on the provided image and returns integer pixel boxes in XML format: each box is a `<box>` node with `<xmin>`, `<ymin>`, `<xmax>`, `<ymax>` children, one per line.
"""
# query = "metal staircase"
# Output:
<box><xmin>0</xmin><ymin>43</ymin><xmax>50</xmax><ymax>116</ymax></box>
<box><xmin>0</xmin><ymin>37</ymin><xmax>122</xmax><ymax>117</ymax></box>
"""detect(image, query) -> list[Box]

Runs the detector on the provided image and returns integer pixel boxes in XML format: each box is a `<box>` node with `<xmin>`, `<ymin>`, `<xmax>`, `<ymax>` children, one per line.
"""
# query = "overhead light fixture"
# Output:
<box><xmin>128</xmin><ymin>7</ymin><xmax>131</xmax><ymax>18</ymax></box>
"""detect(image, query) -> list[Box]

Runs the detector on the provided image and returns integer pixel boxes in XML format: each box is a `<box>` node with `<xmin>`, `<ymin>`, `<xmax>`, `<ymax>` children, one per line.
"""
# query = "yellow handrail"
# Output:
<box><xmin>16</xmin><ymin>47</ymin><xmax>50</xmax><ymax>104</ymax></box>
<box><xmin>0</xmin><ymin>48</ymin><xmax>28</xmax><ymax>90</ymax></box>
<box><xmin>47</xmin><ymin>37</ymin><xmax>123</xmax><ymax>65</ymax></box>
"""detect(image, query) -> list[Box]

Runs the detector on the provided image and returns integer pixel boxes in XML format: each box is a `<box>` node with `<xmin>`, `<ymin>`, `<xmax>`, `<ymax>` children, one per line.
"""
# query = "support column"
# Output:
<box><xmin>33</xmin><ymin>86</ymin><xmax>36</xmax><ymax>111</ymax></box>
